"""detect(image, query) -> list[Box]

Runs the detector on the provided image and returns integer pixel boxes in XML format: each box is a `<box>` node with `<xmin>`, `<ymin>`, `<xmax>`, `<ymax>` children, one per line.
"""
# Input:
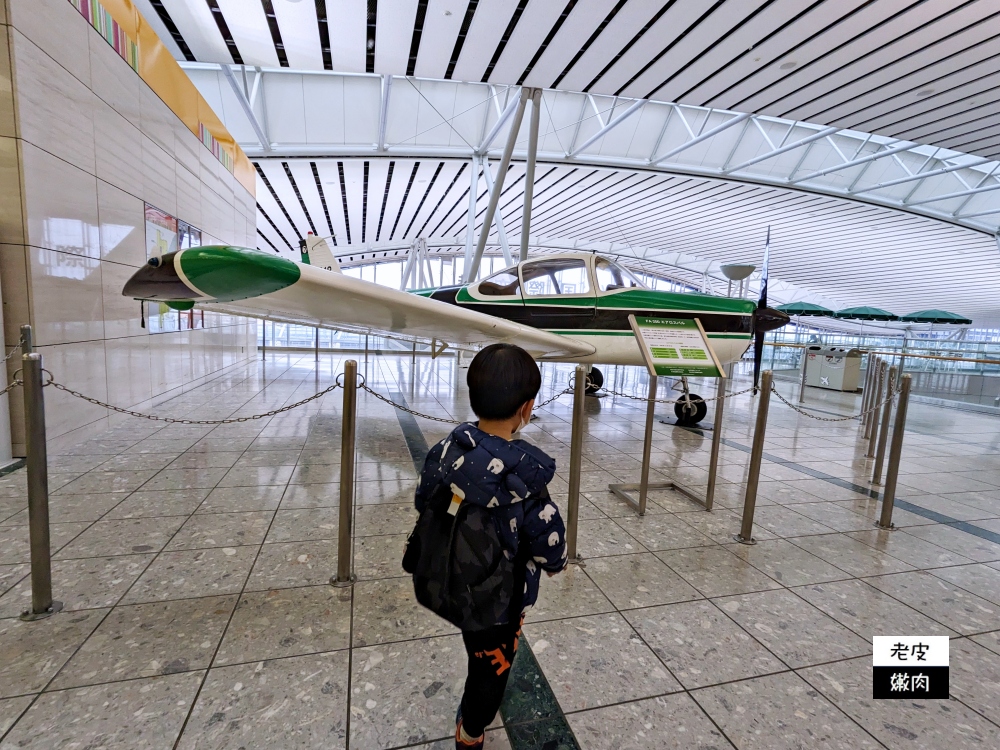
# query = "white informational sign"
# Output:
<box><xmin>873</xmin><ymin>636</ymin><xmax>949</xmax><ymax>699</ymax></box>
<box><xmin>628</xmin><ymin>315</ymin><xmax>724</xmax><ymax>378</ymax></box>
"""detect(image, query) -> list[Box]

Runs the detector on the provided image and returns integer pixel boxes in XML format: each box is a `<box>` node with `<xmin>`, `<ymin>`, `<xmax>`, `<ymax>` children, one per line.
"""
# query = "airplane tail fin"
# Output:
<box><xmin>303</xmin><ymin>235</ymin><xmax>341</xmax><ymax>273</ymax></box>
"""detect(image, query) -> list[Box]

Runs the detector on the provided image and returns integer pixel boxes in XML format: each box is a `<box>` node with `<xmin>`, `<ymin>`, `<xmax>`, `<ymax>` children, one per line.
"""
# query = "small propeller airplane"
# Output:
<box><xmin>123</xmin><ymin>236</ymin><xmax>788</xmax><ymax>425</ymax></box>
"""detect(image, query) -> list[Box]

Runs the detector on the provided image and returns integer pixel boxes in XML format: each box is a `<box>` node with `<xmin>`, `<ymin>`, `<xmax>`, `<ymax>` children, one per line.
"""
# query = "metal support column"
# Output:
<box><xmin>333</xmin><ymin>360</ymin><xmax>357</xmax><ymax>585</ymax></box>
<box><xmin>877</xmin><ymin>375</ymin><xmax>912</xmax><ymax>529</ymax></box>
<box><xmin>20</xmin><ymin>352</ymin><xmax>61</xmax><ymax>620</ymax></box>
<box><xmin>872</xmin><ymin>366</ymin><xmax>897</xmax><ymax>484</ymax></box>
<box><xmin>315</xmin><ymin>327</ymin><xmax>319</xmax><ymax>361</ymax></box>
<box><xmin>520</xmin><ymin>88</ymin><xmax>541</xmax><ymax>263</ymax></box>
<box><xmin>565</xmin><ymin>365</ymin><xmax>586</xmax><ymax>563</ymax></box>
<box><xmin>460</xmin><ymin>155</ymin><xmax>480</xmax><ymax>281</ymax></box>
<box><xmin>735</xmin><ymin>370</ymin><xmax>773</xmax><ymax>545</ymax></box>
<box><xmin>481</xmin><ymin>157</ymin><xmax>513</xmax><ymax>267</ymax></box>
<box><xmin>468</xmin><ymin>88</ymin><xmax>529</xmax><ymax>281</ymax></box>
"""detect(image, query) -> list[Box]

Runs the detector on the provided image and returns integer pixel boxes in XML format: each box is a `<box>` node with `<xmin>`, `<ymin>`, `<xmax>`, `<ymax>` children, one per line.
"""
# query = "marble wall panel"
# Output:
<box><xmin>7</xmin><ymin>0</ymin><xmax>90</xmax><ymax>88</ymax></box>
<box><xmin>0</xmin><ymin>244</ymin><xmax>29</xmax><ymax>344</ymax></box>
<box><xmin>174</xmin><ymin>120</ymin><xmax>201</xmax><ymax>180</ymax></box>
<box><xmin>97</xmin><ymin>180</ymin><xmax>145</xmax><ymax>267</ymax></box>
<box><xmin>20</xmin><ymin>142</ymin><xmax>100</xmax><ymax>259</ymax></box>
<box><xmin>0</xmin><ymin>137</ymin><xmax>23</xmax><ymax>245</ymax></box>
<box><xmin>101</xmin><ymin>260</ymin><xmax>144</xmax><ymax>340</ymax></box>
<box><xmin>139</xmin><ymin>85</ymin><xmax>176</xmax><ymax>156</ymax></box>
<box><xmin>141</xmin><ymin>135</ymin><xmax>176</xmax><ymax>218</ymax></box>
<box><xmin>10</xmin><ymin>30</ymin><xmax>96</xmax><ymax>175</ymax></box>
<box><xmin>88</xmin><ymin>25</ymin><xmax>141</xmax><ymax>128</ymax></box>
<box><xmin>0</xmin><ymin>29</ymin><xmax>16</xmax><ymax>138</ymax></box>
<box><xmin>28</xmin><ymin>247</ymin><xmax>104</xmax><ymax>346</ymax></box>
<box><xmin>175</xmin><ymin>162</ymin><xmax>202</xmax><ymax>230</ymax></box>
<box><xmin>0</xmin><ymin>0</ymin><xmax>257</xmax><ymax>449</ymax></box>
<box><xmin>94</xmin><ymin>103</ymin><xmax>143</xmax><ymax>200</ymax></box>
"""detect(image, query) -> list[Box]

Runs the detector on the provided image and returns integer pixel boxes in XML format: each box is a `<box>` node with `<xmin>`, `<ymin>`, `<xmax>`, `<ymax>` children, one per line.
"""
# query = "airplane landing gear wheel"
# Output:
<box><xmin>674</xmin><ymin>394</ymin><xmax>707</xmax><ymax>425</ymax></box>
<box><xmin>586</xmin><ymin>366</ymin><xmax>603</xmax><ymax>395</ymax></box>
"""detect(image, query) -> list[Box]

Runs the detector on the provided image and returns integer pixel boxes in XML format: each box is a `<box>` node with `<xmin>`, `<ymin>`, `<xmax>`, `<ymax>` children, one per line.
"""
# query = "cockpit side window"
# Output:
<box><xmin>522</xmin><ymin>259</ymin><xmax>591</xmax><ymax>296</ymax></box>
<box><xmin>595</xmin><ymin>258</ymin><xmax>646</xmax><ymax>291</ymax></box>
<box><xmin>478</xmin><ymin>268</ymin><xmax>520</xmax><ymax>296</ymax></box>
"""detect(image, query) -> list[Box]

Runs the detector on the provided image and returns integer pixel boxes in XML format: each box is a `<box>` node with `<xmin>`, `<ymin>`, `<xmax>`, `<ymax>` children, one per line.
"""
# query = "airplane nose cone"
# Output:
<box><xmin>754</xmin><ymin>306</ymin><xmax>791</xmax><ymax>333</ymax></box>
<box><xmin>123</xmin><ymin>252</ymin><xmax>197</xmax><ymax>300</ymax></box>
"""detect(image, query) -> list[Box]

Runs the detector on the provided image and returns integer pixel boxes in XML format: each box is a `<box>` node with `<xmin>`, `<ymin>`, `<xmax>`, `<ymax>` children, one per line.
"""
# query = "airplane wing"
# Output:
<box><xmin>124</xmin><ymin>245</ymin><xmax>595</xmax><ymax>360</ymax></box>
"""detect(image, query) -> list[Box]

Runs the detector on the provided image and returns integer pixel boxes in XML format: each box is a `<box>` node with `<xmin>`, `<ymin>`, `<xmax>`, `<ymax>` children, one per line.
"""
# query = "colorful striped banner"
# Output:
<box><xmin>69</xmin><ymin>0</ymin><xmax>139</xmax><ymax>72</ymax></box>
<box><xmin>199</xmin><ymin>123</ymin><xmax>235</xmax><ymax>173</ymax></box>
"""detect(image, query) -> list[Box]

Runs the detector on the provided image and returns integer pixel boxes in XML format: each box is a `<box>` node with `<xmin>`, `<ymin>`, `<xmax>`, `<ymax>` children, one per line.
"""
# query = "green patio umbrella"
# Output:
<box><xmin>776</xmin><ymin>301</ymin><xmax>834</xmax><ymax>317</ymax></box>
<box><xmin>834</xmin><ymin>306</ymin><xmax>898</xmax><ymax>321</ymax></box>
<box><xmin>899</xmin><ymin>309</ymin><xmax>972</xmax><ymax>325</ymax></box>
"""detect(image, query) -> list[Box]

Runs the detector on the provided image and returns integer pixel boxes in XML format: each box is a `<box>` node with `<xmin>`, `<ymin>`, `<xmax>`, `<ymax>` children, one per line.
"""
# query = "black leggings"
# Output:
<box><xmin>459</xmin><ymin>614</ymin><xmax>523</xmax><ymax>737</ymax></box>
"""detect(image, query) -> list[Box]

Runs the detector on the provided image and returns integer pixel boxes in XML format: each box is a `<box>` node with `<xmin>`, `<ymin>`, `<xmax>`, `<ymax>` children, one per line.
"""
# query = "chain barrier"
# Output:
<box><xmin>46</xmin><ymin>378</ymin><xmax>343</xmax><ymax>424</ymax></box>
<box><xmin>358</xmin><ymin>382</ymin><xmax>577</xmax><ymax>425</ymax></box>
<box><xmin>770</xmin><ymin>385</ymin><xmax>896</xmax><ymax>422</ymax></box>
<box><xmin>0</xmin><ymin>379</ymin><xmax>21</xmax><ymax>397</ymax></box>
<box><xmin>599</xmin><ymin>384</ymin><xmax>755</xmax><ymax>405</ymax></box>
<box><xmin>3</xmin><ymin>337</ymin><xmax>25</xmax><ymax>363</ymax></box>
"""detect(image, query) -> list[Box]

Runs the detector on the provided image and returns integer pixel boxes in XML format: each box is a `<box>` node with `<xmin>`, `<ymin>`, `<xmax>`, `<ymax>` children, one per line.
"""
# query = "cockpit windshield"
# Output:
<box><xmin>595</xmin><ymin>258</ymin><xmax>646</xmax><ymax>291</ymax></box>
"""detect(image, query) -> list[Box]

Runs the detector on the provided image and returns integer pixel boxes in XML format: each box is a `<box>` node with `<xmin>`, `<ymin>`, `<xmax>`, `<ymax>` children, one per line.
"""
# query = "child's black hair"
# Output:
<box><xmin>467</xmin><ymin>343</ymin><xmax>541</xmax><ymax>420</ymax></box>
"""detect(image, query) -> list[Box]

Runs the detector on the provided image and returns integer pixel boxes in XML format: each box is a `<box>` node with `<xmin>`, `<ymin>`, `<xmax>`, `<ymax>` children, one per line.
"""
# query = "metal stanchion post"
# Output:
<box><xmin>20</xmin><ymin>324</ymin><xmax>32</xmax><ymax>355</ymax></box>
<box><xmin>635</xmin><ymin>376</ymin><xmax>658</xmax><ymax>516</ymax></box>
<box><xmin>735</xmin><ymin>370</ymin><xmax>772</xmax><ymax>545</ymax></box>
<box><xmin>411</xmin><ymin>341</ymin><xmax>416</xmax><ymax>366</ymax></box>
<box><xmin>364</xmin><ymin>334</ymin><xmax>369</xmax><ymax>364</ymax></box>
<box><xmin>20</xmin><ymin>353</ymin><xmax>61</xmax><ymax>620</ymax></box>
<box><xmin>860</xmin><ymin>356</ymin><xmax>875</xmax><ymax>427</ymax></box>
<box><xmin>705</xmin><ymin>377</ymin><xmax>726</xmax><ymax>512</ymax></box>
<box><xmin>333</xmin><ymin>360</ymin><xmax>357</xmax><ymax>585</ymax></box>
<box><xmin>872</xmin><ymin>365</ymin><xmax>897</xmax><ymax>484</ymax></box>
<box><xmin>878</xmin><ymin>374</ymin><xmax>912</xmax><ymax>529</ymax></box>
<box><xmin>798</xmin><ymin>347</ymin><xmax>808</xmax><ymax>403</ymax></box>
<box><xmin>865</xmin><ymin>360</ymin><xmax>884</xmax><ymax>443</ymax></box>
<box><xmin>565</xmin><ymin>365</ymin><xmax>586</xmax><ymax>563</ymax></box>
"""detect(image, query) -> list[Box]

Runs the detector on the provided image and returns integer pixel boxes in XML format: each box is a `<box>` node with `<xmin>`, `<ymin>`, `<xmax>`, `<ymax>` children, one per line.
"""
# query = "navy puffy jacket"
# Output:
<box><xmin>415</xmin><ymin>422</ymin><xmax>567</xmax><ymax>612</ymax></box>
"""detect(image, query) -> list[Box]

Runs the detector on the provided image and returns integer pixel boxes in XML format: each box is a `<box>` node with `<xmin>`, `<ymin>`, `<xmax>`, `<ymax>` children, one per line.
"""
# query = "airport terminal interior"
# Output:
<box><xmin>1</xmin><ymin>1</ymin><xmax>1000</xmax><ymax>748</ymax></box>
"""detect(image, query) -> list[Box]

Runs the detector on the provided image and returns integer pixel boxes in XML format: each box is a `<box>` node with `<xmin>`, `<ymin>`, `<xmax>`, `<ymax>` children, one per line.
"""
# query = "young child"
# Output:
<box><xmin>413</xmin><ymin>343</ymin><xmax>567</xmax><ymax>750</ymax></box>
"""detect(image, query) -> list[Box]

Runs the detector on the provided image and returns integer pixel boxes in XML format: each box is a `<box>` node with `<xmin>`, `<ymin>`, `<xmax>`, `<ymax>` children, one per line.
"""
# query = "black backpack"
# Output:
<box><xmin>402</xmin><ymin>485</ymin><xmax>514</xmax><ymax>631</ymax></box>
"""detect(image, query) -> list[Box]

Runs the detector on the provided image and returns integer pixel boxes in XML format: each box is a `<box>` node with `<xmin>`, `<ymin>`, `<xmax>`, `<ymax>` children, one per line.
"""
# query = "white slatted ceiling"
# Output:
<box><xmin>147</xmin><ymin>0</ymin><xmax>233</xmax><ymax>62</ymax></box>
<box><xmin>156</xmin><ymin>0</ymin><xmax>1000</xmax><ymax>157</ymax></box>
<box><xmin>273</xmin><ymin>0</ymin><xmax>325</xmax><ymax>71</ymax></box>
<box><xmin>327</xmin><ymin>0</ymin><xmax>367</xmax><ymax>73</ymax></box>
<box><xmin>215</xmin><ymin>0</ymin><xmax>278</xmax><ymax>68</ymax></box>
<box><xmin>518</xmin><ymin>0</ymin><xmax>598</xmax><ymax>88</ymax></box>
<box><xmin>375</xmin><ymin>0</ymin><xmax>419</xmax><ymax>74</ymax></box>
<box><xmin>285</xmin><ymin>161</ymin><xmax>332</xmax><ymax>237</ymax></box>
<box><xmin>413</xmin><ymin>0</ymin><xmax>465</xmax><ymax>79</ymax></box>
<box><xmin>252</xmin><ymin>157</ymin><xmax>1000</xmax><ymax>325</ymax></box>
<box><xmin>485</xmin><ymin>1</ymin><xmax>565</xmax><ymax>86</ymax></box>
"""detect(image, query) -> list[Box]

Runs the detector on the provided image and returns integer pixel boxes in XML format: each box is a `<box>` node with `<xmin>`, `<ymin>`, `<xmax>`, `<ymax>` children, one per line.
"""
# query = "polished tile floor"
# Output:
<box><xmin>0</xmin><ymin>352</ymin><xmax>999</xmax><ymax>749</ymax></box>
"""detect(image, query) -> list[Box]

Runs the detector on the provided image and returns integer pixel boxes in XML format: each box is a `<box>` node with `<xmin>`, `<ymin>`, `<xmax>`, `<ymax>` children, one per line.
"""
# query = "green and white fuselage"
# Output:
<box><xmin>123</xmin><ymin>246</ymin><xmax>782</xmax><ymax>367</ymax></box>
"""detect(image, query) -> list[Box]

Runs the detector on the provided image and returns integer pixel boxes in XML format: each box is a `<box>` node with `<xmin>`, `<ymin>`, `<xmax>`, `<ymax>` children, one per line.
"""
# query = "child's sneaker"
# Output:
<box><xmin>455</xmin><ymin>706</ymin><xmax>485</xmax><ymax>749</ymax></box>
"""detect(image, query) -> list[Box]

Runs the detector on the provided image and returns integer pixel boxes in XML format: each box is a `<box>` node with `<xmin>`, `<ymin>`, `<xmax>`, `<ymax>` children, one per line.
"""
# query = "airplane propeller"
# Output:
<box><xmin>751</xmin><ymin>227</ymin><xmax>790</xmax><ymax>393</ymax></box>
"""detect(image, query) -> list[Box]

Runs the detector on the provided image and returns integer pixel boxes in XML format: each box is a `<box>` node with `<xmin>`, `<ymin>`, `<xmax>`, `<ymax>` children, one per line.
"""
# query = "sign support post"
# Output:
<box><xmin>609</xmin><ymin>316</ymin><xmax>725</xmax><ymax>514</ymax></box>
